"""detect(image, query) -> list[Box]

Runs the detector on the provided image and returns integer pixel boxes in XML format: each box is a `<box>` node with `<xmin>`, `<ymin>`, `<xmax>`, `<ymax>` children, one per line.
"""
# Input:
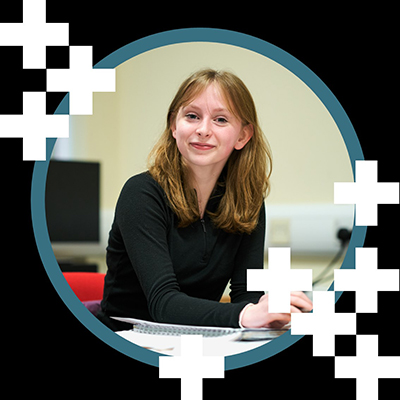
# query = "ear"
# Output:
<box><xmin>170</xmin><ymin>113</ymin><xmax>177</xmax><ymax>139</ymax></box>
<box><xmin>170</xmin><ymin>120</ymin><xmax>177</xmax><ymax>139</ymax></box>
<box><xmin>234</xmin><ymin>124</ymin><xmax>253</xmax><ymax>150</ymax></box>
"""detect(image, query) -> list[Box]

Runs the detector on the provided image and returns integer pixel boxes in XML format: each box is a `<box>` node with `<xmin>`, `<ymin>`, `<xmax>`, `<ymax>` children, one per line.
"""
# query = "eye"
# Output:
<box><xmin>185</xmin><ymin>113</ymin><xmax>199</xmax><ymax>120</ymax></box>
<box><xmin>215</xmin><ymin>117</ymin><xmax>228</xmax><ymax>124</ymax></box>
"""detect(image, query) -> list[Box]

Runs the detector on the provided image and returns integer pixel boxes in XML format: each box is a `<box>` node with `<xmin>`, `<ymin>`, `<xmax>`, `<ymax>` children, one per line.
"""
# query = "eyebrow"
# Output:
<box><xmin>183</xmin><ymin>104</ymin><xmax>231</xmax><ymax>114</ymax></box>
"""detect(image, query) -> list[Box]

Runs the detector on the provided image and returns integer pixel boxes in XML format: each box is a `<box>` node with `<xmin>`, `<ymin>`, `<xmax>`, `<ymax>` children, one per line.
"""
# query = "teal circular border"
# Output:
<box><xmin>31</xmin><ymin>28</ymin><xmax>366</xmax><ymax>370</ymax></box>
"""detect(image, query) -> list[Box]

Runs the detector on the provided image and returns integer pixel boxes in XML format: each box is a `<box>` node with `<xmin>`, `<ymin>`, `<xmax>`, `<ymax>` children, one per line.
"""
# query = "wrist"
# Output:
<box><xmin>238</xmin><ymin>303</ymin><xmax>254</xmax><ymax>328</ymax></box>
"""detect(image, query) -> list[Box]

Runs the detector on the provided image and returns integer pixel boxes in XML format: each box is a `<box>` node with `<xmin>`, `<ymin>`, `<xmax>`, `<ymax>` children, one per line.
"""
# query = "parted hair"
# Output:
<box><xmin>148</xmin><ymin>69</ymin><xmax>272</xmax><ymax>234</ymax></box>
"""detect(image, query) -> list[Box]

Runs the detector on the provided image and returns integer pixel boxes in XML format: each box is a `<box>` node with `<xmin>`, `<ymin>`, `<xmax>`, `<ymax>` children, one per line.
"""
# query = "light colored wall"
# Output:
<box><xmin>53</xmin><ymin>42</ymin><xmax>354</xmax><ymax>284</ymax></box>
<box><xmin>54</xmin><ymin>41</ymin><xmax>353</xmax><ymax>213</ymax></box>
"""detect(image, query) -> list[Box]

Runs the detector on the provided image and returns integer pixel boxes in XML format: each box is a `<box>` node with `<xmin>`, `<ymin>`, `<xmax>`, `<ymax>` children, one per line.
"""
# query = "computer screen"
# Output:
<box><xmin>45</xmin><ymin>160</ymin><xmax>100</xmax><ymax>243</ymax></box>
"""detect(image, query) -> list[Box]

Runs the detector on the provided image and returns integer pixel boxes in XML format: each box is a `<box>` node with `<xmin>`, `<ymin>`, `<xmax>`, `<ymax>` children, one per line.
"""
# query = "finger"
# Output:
<box><xmin>268</xmin><ymin>320</ymin><xmax>290</xmax><ymax>329</ymax></box>
<box><xmin>291</xmin><ymin>291</ymin><xmax>313</xmax><ymax>303</ymax></box>
<box><xmin>266</xmin><ymin>312</ymin><xmax>291</xmax><ymax>320</ymax></box>
<box><xmin>291</xmin><ymin>291</ymin><xmax>313</xmax><ymax>305</ymax></box>
<box><xmin>290</xmin><ymin>293</ymin><xmax>313</xmax><ymax>311</ymax></box>
<box><xmin>265</xmin><ymin>313</ymin><xmax>292</xmax><ymax>329</ymax></box>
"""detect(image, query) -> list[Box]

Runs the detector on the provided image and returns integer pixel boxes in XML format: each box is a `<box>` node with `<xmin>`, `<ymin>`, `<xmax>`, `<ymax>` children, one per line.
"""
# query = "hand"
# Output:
<box><xmin>240</xmin><ymin>292</ymin><xmax>313</xmax><ymax>329</ymax></box>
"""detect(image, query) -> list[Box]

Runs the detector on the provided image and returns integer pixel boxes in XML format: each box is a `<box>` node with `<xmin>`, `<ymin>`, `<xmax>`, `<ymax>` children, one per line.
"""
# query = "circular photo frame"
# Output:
<box><xmin>31</xmin><ymin>28</ymin><xmax>366</xmax><ymax>371</ymax></box>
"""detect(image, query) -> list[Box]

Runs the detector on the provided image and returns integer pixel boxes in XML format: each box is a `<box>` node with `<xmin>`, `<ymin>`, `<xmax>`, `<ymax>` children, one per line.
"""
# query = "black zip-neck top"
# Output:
<box><xmin>97</xmin><ymin>172</ymin><xmax>265</xmax><ymax>331</ymax></box>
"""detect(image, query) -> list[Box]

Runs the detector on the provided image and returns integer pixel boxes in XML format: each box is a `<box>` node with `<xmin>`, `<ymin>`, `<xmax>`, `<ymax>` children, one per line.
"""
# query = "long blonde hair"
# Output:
<box><xmin>148</xmin><ymin>69</ymin><xmax>272</xmax><ymax>234</ymax></box>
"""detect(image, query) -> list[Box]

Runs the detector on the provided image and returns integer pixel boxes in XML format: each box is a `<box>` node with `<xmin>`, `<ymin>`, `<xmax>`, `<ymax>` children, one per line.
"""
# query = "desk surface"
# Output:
<box><xmin>116</xmin><ymin>330</ymin><xmax>270</xmax><ymax>357</ymax></box>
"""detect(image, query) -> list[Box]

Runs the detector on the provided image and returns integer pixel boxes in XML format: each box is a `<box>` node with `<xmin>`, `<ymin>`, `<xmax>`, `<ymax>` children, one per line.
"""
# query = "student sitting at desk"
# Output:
<box><xmin>96</xmin><ymin>69</ymin><xmax>312</xmax><ymax>332</ymax></box>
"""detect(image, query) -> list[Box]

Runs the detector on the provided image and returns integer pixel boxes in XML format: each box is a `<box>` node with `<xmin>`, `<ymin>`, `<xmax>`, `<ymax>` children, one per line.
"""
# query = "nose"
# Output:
<box><xmin>196</xmin><ymin>119</ymin><xmax>212</xmax><ymax>137</ymax></box>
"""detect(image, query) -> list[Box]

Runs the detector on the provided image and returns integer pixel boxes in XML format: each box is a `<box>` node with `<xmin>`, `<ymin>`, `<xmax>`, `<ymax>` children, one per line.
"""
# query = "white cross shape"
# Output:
<box><xmin>159</xmin><ymin>335</ymin><xmax>224</xmax><ymax>400</ymax></box>
<box><xmin>334</xmin><ymin>160</ymin><xmax>399</xmax><ymax>226</ymax></box>
<box><xmin>46</xmin><ymin>46</ymin><xmax>116</xmax><ymax>115</ymax></box>
<box><xmin>0</xmin><ymin>0</ymin><xmax>69</xmax><ymax>68</ymax></box>
<box><xmin>334</xmin><ymin>247</ymin><xmax>399</xmax><ymax>313</ymax></box>
<box><xmin>291</xmin><ymin>291</ymin><xmax>356</xmax><ymax>356</ymax></box>
<box><xmin>247</xmin><ymin>247</ymin><xmax>312</xmax><ymax>313</ymax></box>
<box><xmin>335</xmin><ymin>335</ymin><xmax>400</xmax><ymax>400</ymax></box>
<box><xmin>0</xmin><ymin>92</ymin><xmax>69</xmax><ymax>160</ymax></box>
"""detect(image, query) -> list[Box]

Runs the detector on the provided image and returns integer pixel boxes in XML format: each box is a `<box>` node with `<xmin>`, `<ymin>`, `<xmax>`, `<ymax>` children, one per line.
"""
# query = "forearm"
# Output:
<box><xmin>150</xmin><ymin>289</ymin><xmax>249</xmax><ymax>328</ymax></box>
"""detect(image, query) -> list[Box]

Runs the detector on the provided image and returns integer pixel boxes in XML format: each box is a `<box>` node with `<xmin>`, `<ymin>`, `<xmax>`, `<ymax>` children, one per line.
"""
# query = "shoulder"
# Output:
<box><xmin>123</xmin><ymin>171</ymin><xmax>158</xmax><ymax>188</ymax></box>
<box><xmin>120</xmin><ymin>171</ymin><xmax>164</xmax><ymax>198</ymax></box>
<box><xmin>117</xmin><ymin>171</ymin><xmax>169</xmax><ymax>214</ymax></box>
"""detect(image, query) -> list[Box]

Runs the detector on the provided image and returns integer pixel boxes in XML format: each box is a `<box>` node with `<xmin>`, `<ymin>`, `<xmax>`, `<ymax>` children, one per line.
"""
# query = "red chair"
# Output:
<box><xmin>63</xmin><ymin>272</ymin><xmax>105</xmax><ymax>314</ymax></box>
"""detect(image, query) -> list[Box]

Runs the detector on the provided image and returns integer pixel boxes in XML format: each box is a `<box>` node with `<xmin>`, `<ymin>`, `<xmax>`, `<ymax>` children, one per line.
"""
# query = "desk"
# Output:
<box><xmin>116</xmin><ymin>330</ymin><xmax>270</xmax><ymax>357</ymax></box>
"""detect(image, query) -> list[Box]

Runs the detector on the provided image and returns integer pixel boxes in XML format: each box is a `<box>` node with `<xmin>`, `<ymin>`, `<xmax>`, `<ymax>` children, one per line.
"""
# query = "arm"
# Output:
<box><xmin>114</xmin><ymin>174</ymin><xmax>248</xmax><ymax>327</ymax></box>
<box><xmin>229</xmin><ymin>202</ymin><xmax>266</xmax><ymax>304</ymax></box>
<box><xmin>228</xmin><ymin>202</ymin><xmax>313</xmax><ymax>328</ymax></box>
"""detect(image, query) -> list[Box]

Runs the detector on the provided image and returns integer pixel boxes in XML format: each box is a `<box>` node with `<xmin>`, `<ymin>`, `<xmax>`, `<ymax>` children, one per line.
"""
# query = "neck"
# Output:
<box><xmin>188</xmin><ymin>166</ymin><xmax>223</xmax><ymax>218</ymax></box>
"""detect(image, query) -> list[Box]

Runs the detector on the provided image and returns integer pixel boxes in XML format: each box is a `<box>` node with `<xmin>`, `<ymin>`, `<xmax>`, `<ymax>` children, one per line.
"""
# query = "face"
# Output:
<box><xmin>171</xmin><ymin>84</ymin><xmax>253</xmax><ymax>176</ymax></box>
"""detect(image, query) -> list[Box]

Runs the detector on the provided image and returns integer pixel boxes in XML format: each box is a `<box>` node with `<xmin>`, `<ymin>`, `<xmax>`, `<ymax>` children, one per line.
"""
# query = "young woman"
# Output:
<box><xmin>97</xmin><ymin>69</ymin><xmax>312</xmax><ymax>331</ymax></box>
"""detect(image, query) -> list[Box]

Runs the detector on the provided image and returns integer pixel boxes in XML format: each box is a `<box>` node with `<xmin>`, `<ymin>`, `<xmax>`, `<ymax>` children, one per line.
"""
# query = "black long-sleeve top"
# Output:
<box><xmin>97</xmin><ymin>172</ymin><xmax>265</xmax><ymax>331</ymax></box>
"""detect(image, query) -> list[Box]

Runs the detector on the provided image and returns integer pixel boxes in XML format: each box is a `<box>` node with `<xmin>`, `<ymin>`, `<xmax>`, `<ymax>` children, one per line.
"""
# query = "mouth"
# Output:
<box><xmin>190</xmin><ymin>142</ymin><xmax>215</xmax><ymax>151</ymax></box>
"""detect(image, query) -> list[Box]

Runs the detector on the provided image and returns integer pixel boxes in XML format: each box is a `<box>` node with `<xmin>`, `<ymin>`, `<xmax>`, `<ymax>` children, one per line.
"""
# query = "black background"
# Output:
<box><xmin>2</xmin><ymin>2</ymin><xmax>398</xmax><ymax>398</ymax></box>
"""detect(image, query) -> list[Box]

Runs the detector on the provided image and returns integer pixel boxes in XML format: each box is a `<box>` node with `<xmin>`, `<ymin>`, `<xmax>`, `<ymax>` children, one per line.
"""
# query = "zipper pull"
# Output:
<box><xmin>200</xmin><ymin>219</ymin><xmax>207</xmax><ymax>233</ymax></box>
